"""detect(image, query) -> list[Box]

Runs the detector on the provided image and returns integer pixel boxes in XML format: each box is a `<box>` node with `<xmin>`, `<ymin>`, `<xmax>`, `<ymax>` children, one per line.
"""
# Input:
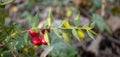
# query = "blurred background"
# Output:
<box><xmin>0</xmin><ymin>0</ymin><xmax>120</xmax><ymax>57</ymax></box>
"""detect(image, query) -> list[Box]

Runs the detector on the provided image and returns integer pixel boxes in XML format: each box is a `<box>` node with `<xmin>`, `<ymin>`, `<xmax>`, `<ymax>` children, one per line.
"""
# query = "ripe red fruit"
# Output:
<box><xmin>41</xmin><ymin>29</ymin><xmax>50</xmax><ymax>34</ymax></box>
<box><xmin>47</xmin><ymin>29</ymin><xmax>50</xmax><ymax>33</ymax></box>
<box><xmin>41</xmin><ymin>29</ymin><xmax>45</xmax><ymax>34</ymax></box>
<box><xmin>41</xmin><ymin>36</ymin><xmax>48</xmax><ymax>45</ymax></box>
<box><xmin>29</xmin><ymin>28</ymin><xmax>40</xmax><ymax>37</ymax></box>
<box><xmin>32</xmin><ymin>37</ymin><xmax>42</xmax><ymax>45</ymax></box>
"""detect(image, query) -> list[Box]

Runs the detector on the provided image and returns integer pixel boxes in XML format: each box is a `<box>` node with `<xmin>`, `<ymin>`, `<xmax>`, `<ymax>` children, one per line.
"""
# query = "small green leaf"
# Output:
<box><xmin>0</xmin><ymin>15</ymin><xmax>5</xmax><ymax>26</ymax></box>
<box><xmin>53</xmin><ymin>29</ymin><xmax>61</xmax><ymax>38</ymax></box>
<box><xmin>77</xmin><ymin>29</ymin><xmax>85</xmax><ymax>40</ymax></box>
<box><xmin>44</xmin><ymin>31</ymin><xmax>50</xmax><ymax>46</ymax></box>
<box><xmin>62</xmin><ymin>31</ymin><xmax>70</xmax><ymax>43</ymax></box>
<box><xmin>0</xmin><ymin>9</ymin><xmax>8</xmax><ymax>26</ymax></box>
<box><xmin>90</xmin><ymin>22</ymin><xmax>96</xmax><ymax>28</ymax></box>
<box><xmin>33</xmin><ymin>13</ymin><xmax>39</xmax><ymax>27</ymax></box>
<box><xmin>47</xmin><ymin>8</ymin><xmax>54</xmax><ymax>27</ymax></box>
<box><xmin>92</xmin><ymin>14</ymin><xmax>105</xmax><ymax>31</ymax></box>
<box><xmin>92</xmin><ymin>14</ymin><xmax>111</xmax><ymax>33</ymax></box>
<box><xmin>1</xmin><ymin>50</ymin><xmax>13</xmax><ymax>57</ymax></box>
<box><xmin>74</xmin><ymin>14</ymin><xmax>80</xmax><ymax>26</ymax></box>
<box><xmin>72</xmin><ymin>29</ymin><xmax>80</xmax><ymax>41</ymax></box>
<box><xmin>24</xmin><ymin>32</ymin><xmax>29</xmax><ymax>45</ymax></box>
<box><xmin>105</xmin><ymin>24</ymin><xmax>112</xmax><ymax>33</ymax></box>
<box><xmin>93</xmin><ymin>0</ymin><xmax>101</xmax><ymax>7</ymax></box>
<box><xmin>87</xmin><ymin>30</ymin><xmax>95</xmax><ymax>40</ymax></box>
<box><xmin>66</xmin><ymin>8</ymin><xmax>72</xmax><ymax>17</ymax></box>
<box><xmin>63</xmin><ymin>19</ymin><xmax>70</xmax><ymax>28</ymax></box>
<box><xmin>26</xmin><ymin>14</ymin><xmax>33</xmax><ymax>27</ymax></box>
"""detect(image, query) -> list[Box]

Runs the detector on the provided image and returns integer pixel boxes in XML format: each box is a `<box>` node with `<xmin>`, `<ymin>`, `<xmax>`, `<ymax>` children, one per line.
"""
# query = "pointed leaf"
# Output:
<box><xmin>87</xmin><ymin>30</ymin><xmax>95</xmax><ymax>40</ymax></box>
<box><xmin>92</xmin><ymin>14</ymin><xmax>111</xmax><ymax>33</ymax></box>
<box><xmin>24</xmin><ymin>32</ymin><xmax>29</xmax><ymax>45</ymax></box>
<box><xmin>66</xmin><ymin>8</ymin><xmax>72</xmax><ymax>17</ymax></box>
<box><xmin>92</xmin><ymin>14</ymin><xmax>106</xmax><ymax>31</ymax></box>
<box><xmin>33</xmin><ymin>13</ymin><xmax>39</xmax><ymax>27</ymax></box>
<box><xmin>47</xmin><ymin>8</ymin><xmax>54</xmax><ymax>26</ymax></box>
<box><xmin>44</xmin><ymin>31</ymin><xmax>50</xmax><ymax>46</ymax></box>
<box><xmin>72</xmin><ymin>29</ymin><xmax>80</xmax><ymax>41</ymax></box>
<box><xmin>78</xmin><ymin>29</ymin><xmax>85</xmax><ymax>40</ymax></box>
<box><xmin>0</xmin><ymin>15</ymin><xmax>5</xmax><ymax>25</ymax></box>
<box><xmin>90</xmin><ymin>22</ymin><xmax>96</xmax><ymax>28</ymax></box>
<box><xmin>74</xmin><ymin>14</ymin><xmax>80</xmax><ymax>26</ymax></box>
<box><xmin>63</xmin><ymin>19</ymin><xmax>70</xmax><ymax>28</ymax></box>
<box><xmin>53</xmin><ymin>29</ymin><xmax>61</xmax><ymax>38</ymax></box>
<box><xmin>62</xmin><ymin>31</ymin><xmax>70</xmax><ymax>43</ymax></box>
<box><xmin>1</xmin><ymin>50</ymin><xmax>13</xmax><ymax>57</ymax></box>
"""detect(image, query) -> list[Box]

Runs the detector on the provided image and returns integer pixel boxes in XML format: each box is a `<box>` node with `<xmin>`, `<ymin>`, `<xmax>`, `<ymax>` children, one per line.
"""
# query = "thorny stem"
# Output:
<box><xmin>21</xmin><ymin>27</ymin><xmax>87</xmax><ymax>33</ymax></box>
<box><xmin>37</xmin><ymin>27</ymin><xmax>85</xmax><ymax>30</ymax></box>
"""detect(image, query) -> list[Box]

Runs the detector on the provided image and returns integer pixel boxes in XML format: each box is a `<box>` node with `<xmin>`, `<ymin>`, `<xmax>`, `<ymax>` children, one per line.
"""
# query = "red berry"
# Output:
<box><xmin>41</xmin><ymin>29</ymin><xmax>50</xmax><ymax>34</ymax></box>
<box><xmin>41</xmin><ymin>29</ymin><xmax>45</xmax><ymax>34</ymax></box>
<box><xmin>41</xmin><ymin>36</ymin><xmax>48</xmax><ymax>45</ymax></box>
<box><xmin>29</xmin><ymin>28</ymin><xmax>40</xmax><ymax>37</ymax></box>
<box><xmin>47</xmin><ymin>29</ymin><xmax>50</xmax><ymax>33</ymax></box>
<box><xmin>32</xmin><ymin>37</ymin><xmax>42</xmax><ymax>45</ymax></box>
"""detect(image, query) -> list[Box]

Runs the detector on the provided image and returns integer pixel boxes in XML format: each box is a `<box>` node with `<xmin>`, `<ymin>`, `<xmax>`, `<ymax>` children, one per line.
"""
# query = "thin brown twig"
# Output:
<box><xmin>101</xmin><ymin>0</ymin><xmax>107</xmax><ymax>17</ymax></box>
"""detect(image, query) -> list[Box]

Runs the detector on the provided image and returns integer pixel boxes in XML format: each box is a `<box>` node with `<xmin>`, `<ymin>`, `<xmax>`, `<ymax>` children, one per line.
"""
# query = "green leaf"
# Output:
<box><xmin>33</xmin><ymin>13</ymin><xmax>39</xmax><ymax>27</ymax></box>
<box><xmin>92</xmin><ymin>14</ymin><xmax>105</xmax><ymax>31</ymax></box>
<box><xmin>66</xmin><ymin>8</ymin><xmax>72</xmax><ymax>17</ymax></box>
<box><xmin>29</xmin><ymin>46</ymin><xmax>35</xmax><ymax>56</ymax></box>
<box><xmin>0</xmin><ymin>15</ymin><xmax>5</xmax><ymax>26</ymax></box>
<box><xmin>26</xmin><ymin>12</ymin><xmax>39</xmax><ymax>28</ymax></box>
<box><xmin>15</xmin><ymin>37</ymin><xmax>25</xmax><ymax>50</ymax></box>
<box><xmin>87</xmin><ymin>30</ymin><xmax>95</xmax><ymax>40</ymax></box>
<box><xmin>0</xmin><ymin>9</ymin><xmax>8</xmax><ymax>26</ymax></box>
<box><xmin>1</xmin><ymin>50</ymin><xmax>13</xmax><ymax>57</ymax></box>
<box><xmin>93</xmin><ymin>0</ymin><xmax>101</xmax><ymax>7</ymax></box>
<box><xmin>53</xmin><ymin>29</ymin><xmax>61</xmax><ymax>38</ymax></box>
<box><xmin>63</xmin><ymin>19</ymin><xmax>70</xmax><ymax>28</ymax></box>
<box><xmin>74</xmin><ymin>14</ymin><xmax>80</xmax><ymax>26</ymax></box>
<box><xmin>90</xmin><ymin>22</ymin><xmax>96</xmax><ymax>29</ymax></box>
<box><xmin>77</xmin><ymin>29</ymin><xmax>85</xmax><ymax>40</ymax></box>
<box><xmin>24</xmin><ymin>32</ymin><xmax>29</xmax><ymax>45</ymax></box>
<box><xmin>47</xmin><ymin>8</ymin><xmax>54</xmax><ymax>27</ymax></box>
<box><xmin>105</xmin><ymin>24</ymin><xmax>112</xmax><ymax>33</ymax></box>
<box><xmin>72</xmin><ymin>29</ymin><xmax>80</xmax><ymax>41</ymax></box>
<box><xmin>62</xmin><ymin>31</ymin><xmax>70</xmax><ymax>43</ymax></box>
<box><xmin>26</xmin><ymin>14</ymin><xmax>33</xmax><ymax>27</ymax></box>
<box><xmin>44</xmin><ymin>31</ymin><xmax>50</xmax><ymax>46</ymax></box>
<box><xmin>92</xmin><ymin>14</ymin><xmax>111</xmax><ymax>33</ymax></box>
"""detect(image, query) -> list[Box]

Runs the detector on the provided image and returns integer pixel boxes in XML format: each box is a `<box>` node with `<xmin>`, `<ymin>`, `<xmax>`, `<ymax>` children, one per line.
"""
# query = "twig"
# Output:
<box><xmin>104</xmin><ymin>33</ymin><xmax>120</xmax><ymax>45</ymax></box>
<box><xmin>101</xmin><ymin>0</ymin><xmax>107</xmax><ymax>17</ymax></box>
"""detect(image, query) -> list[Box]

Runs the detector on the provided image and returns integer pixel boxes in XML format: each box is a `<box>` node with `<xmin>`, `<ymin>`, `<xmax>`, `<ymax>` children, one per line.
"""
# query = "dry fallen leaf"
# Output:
<box><xmin>107</xmin><ymin>16</ymin><xmax>120</xmax><ymax>32</ymax></box>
